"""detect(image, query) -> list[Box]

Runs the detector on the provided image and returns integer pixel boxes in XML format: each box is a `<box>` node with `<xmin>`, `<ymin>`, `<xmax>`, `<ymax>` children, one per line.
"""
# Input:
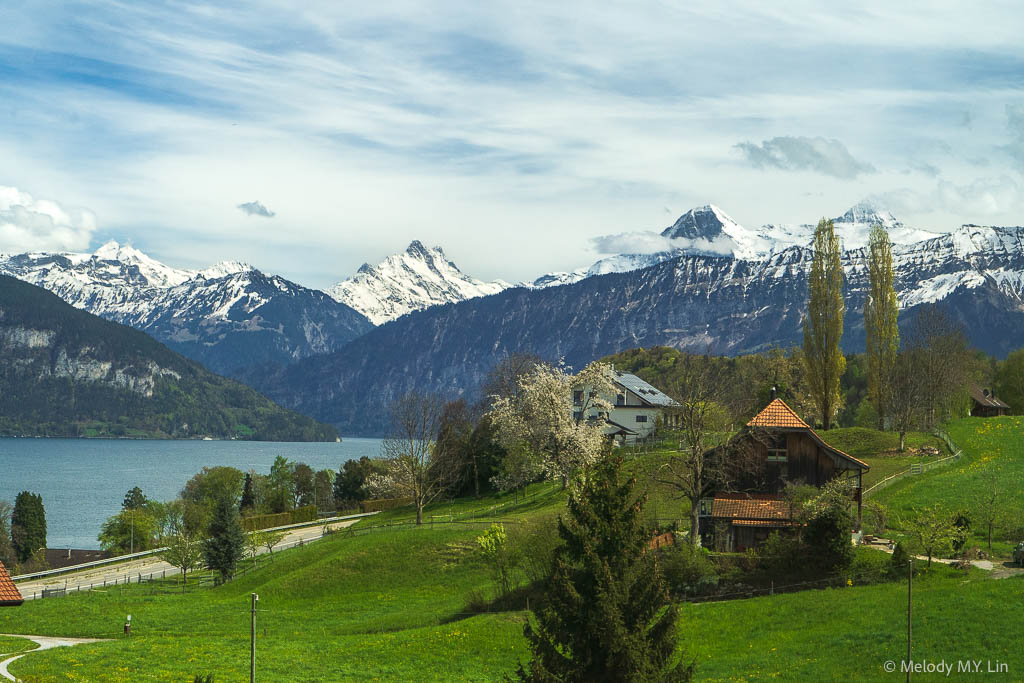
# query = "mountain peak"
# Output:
<box><xmin>328</xmin><ymin>242</ymin><xmax>509</xmax><ymax>325</ymax></box>
<box><xmin>833</xmin><ymin>201</ymin><xmax>901</xmax><ymax>228</ymax></box>
<box><xmin>661</xmin><ymin>205</ymin><xmax>739</xmax><ymax>241</ymax></box>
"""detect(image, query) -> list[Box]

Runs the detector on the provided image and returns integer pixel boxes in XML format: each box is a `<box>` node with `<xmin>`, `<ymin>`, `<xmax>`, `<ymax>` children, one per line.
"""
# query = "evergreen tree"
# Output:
<box><xmin>239</xmin><ymin>473</ymin><xmax>255</xmax><ymax>513</ymax></box>
<box><xmin>202</xmin><ymin>496</ymin><xmax>246</xmax><ymax>582</ymax></box>
<box><xmin>11</xmin><ymin>491</ymin><xmax>46</xmax><ymax>563</ymax></box>
<box><xmin>803</xmin><ymin>218</ymin><xmax>846</xmax><ymax>429</ymax></box>
<box><xmin>864</xmin><ymin>224</ymin><xmax>899</xmax><ymax>427</ymax></box>
<box><xmin>122</xmin><ymin>486</ymin><xmax>147</xmax><ymax>510</ymax></box>
<box><xmin>0</xmin><ymin>500</ymin><xmax>15</xmax><ymax>568</ymax></box>
<box><xmin>515</xmin><ymin>454</ymin><xmax>689</xmax><ymax>682</ymax></box>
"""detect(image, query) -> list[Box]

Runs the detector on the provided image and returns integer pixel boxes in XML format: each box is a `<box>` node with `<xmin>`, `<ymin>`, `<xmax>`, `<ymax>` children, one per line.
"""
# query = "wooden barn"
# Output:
<box><xmin>969</xmin><ymin>385</ymin><xmax>1010</xmax><ymax>418</ymax></box>
<box><xmin>700</xmin><ymin>398</ymin><xmax>870</xmax><ymax>552</ymax></box>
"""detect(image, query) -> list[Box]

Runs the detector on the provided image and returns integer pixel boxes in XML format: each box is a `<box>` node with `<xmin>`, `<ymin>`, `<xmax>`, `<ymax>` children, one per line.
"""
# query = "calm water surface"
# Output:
<box><xmin>0</xmin><ymin>438</ymin><xmax>384</xmax><ymax>550</ymax></box>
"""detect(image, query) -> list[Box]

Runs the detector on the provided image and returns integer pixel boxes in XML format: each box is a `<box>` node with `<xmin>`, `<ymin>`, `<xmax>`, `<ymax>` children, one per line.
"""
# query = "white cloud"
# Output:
<box><xmin>735</xmin><ymin>136</ymin><xmax>875</xmax><ymax>179</ymax></box>
<box><xmin>0</xmin><ymin>186</ymin><xmax>96</xmax><ymax>253</ymax></box>
<box><xmin>2</xmin><ymin>3</ymin><xmax>1024</xmax><ymax>282</ymax></box>
<box><xmin>237</xmin><ymin>200</ymin><xmax>276</xmax><ymax>217</ymax></box>
<box><xmin>590</xmin><ymin>230</ymin><xmax>737</xmax><ymax>257</ymax></box>
<box><xmin>870</xmin><ymin>175</ymin><xmax>1023</xmax><ymax>219</ymax></box>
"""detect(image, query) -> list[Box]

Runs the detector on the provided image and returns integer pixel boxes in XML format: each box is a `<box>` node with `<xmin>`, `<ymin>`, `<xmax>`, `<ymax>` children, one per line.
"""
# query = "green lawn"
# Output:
<box><xmin>6</xmin><ymin>527</ymin><xmax>1022</xmax><ymax>681</ymax></box>
<box><xmin>0</xmin><ymin>635</ymin><xmax>37</xmax><ymax>656</ymax></box>
<box><xmin>873</xmin><ymin>416</ymin><xmax>1024</xmax><ymax>558</ymax></box>
<box><xmin>6</xmin><ymin>422</ymin><xmax>1024</xmax><ymax>681</ymax></box>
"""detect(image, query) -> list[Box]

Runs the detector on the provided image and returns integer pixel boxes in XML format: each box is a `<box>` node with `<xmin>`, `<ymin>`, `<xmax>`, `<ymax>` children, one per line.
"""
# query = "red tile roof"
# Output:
<box><xmin>712</xmin><ymin>493</ymin><xmax>793</xmax><ymax>522</ymax></box>
<box><xmin>747</xmin><ymin>398</ymin><xmax>810</xmax><ymax>429</ymax></box>
<box><xmin>744</xmin><ymin>398</ymin><xmax>871</xmax><ymax>471</ymax></box>
<box><xmin>0</xmin><ymin>561</ymin><xmax>23</xmax><ymax>606</ymax></box>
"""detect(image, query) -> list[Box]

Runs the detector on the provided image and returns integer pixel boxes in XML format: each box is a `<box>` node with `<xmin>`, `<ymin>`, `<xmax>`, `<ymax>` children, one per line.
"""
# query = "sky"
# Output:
<box><xmin>2</xmin><ymin>1</ymin><xmax>1024</xmax><ymax>289</ymax></box>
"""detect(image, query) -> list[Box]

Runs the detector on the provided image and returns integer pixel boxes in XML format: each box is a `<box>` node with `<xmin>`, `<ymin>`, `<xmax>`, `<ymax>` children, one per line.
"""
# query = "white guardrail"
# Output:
<box><xmin>12</xmin><ymin>511</ymin><xmax>378</xmax><ymax>582</ymax></box>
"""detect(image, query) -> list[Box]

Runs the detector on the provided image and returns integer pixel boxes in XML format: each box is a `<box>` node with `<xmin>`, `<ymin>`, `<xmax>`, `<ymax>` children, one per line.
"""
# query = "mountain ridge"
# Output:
<box><xmin>0</xmin><ymin>274</ymin><xmax>338</xmax><ymax>440</ymax></box>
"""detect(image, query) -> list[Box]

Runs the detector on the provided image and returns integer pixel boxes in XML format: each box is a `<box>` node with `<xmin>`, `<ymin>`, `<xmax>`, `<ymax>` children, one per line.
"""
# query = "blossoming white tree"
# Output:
<box><xmin>488</xmin><ymin>361</ymin><xmax>615</xmax><ymax>488</ymax></box>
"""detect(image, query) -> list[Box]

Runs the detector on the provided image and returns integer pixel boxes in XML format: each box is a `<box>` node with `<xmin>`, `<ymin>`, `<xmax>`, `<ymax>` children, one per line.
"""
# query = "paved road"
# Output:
<box><xmin>15</xmin><ymin>517</ymin><xmax>364</xmax><ymax>599</ymax></box>
<box><xmin>0</xmin><ymin>634</ymin><xmax>107</xmax><ymax>681</ymax></box>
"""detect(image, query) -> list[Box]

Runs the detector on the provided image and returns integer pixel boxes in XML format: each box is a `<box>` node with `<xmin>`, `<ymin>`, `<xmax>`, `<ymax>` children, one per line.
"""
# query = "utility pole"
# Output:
<box><xmin>130</xmin><ymin>507</ymin><xmax>135</xmax><ymax>555</ymax></box>
<box><xmin>251</xmin><ymin>593</ymin><xmax>259</xmax><ymax>683</ymax></box>
<box><xmin>906</xmin><ymin>558</ymin><xmax>912</xmax><ymax>682</ymax></box>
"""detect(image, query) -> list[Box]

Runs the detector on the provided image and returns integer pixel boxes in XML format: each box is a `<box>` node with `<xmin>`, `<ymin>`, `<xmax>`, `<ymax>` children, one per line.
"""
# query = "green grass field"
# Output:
<box><xmin>0</xmin><ymin>635</ymin><xmax>38</xmax><ymax>656</ymax></box>
<box><xmin>4</xmin><ymin>421</ymin><xmax>1023</xmax><ymax>681</ymax></box>
<box><xmin>5</xmin><ymin>527</ymin><xmax>1022</xmax><ymax>681</ymax></box>
<box><xmin>872</xmin><ymin>416</ymin><xmax>1024</xmax><ymax>558</ymax></box>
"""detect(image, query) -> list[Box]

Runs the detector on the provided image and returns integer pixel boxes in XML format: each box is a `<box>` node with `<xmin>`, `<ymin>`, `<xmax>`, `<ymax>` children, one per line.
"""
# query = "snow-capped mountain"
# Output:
<box><xmin>260</xmin><ymin>217</ymin><xmax>1024</xmax><ymax>435</ymax></box>
<box><xmin>0</xmin><ymin>242</ymin><xmax>372</xmax><ymax>377</ymax></box>
<box><xmin>328</xmin><ymin>240</ymin><xmax>511</xmax><ymax>325</ymax></box>
<box><xmin>530</xmin><ymin>201</ymin><xmax>948</xmax><ymax>286</ymax></box>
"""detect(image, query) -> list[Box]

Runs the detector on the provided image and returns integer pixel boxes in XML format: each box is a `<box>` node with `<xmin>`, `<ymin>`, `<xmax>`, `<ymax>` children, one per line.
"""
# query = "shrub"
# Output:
<box><xmin>477</xmin><ymin>523</ymin><xmax>517</xmax><ymax>597</ymax></box>
<box><xmin>760</xmin><ymin>530</ymin><xmax>804</xmax><ymax>577</ymax></box>
<box><xmin>660</xmin><ymin>542</ymin><xmax>718</xmax><ymax>598</ymax></box>
<box><xmin>358</xmin><ymin>497</ymin><xmax>413</xmax><ymax>513</ymax></box>
<box><xmin>241</xmin><ymin>505</ymin><xmax>317</xmax><ymax>532</ymax></box>
<box><xmin>507</xmin><ymin>512</ymin><xmax>560</xmax><ymax>587</ymax></box>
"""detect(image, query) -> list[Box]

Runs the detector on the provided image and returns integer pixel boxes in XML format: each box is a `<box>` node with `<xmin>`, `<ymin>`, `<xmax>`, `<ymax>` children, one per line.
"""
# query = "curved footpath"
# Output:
<box><xmin>0</xmin><ymin>634</ymin><xmax>107</xmax><ymax>681</ymax></box>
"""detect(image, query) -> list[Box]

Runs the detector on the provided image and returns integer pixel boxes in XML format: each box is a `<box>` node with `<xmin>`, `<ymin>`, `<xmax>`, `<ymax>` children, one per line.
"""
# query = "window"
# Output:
<box><xmin>616</xmin><ymin>393</ymin><xmax>625</xmax><ymax>406</ymax></box>
<box><xmin>573</xmin><ymin>390</ymin><xmax>583</xmax><ymax>406</ymax></box>
<box><xmin>636</xmin><ymin>415</ymin><xmax>648</xmax><ymax>423</ymax></box>
<box><xmin>766</xmin><ymin>436</ymin><xmax>787</xmax><ymax>462</ymax></box>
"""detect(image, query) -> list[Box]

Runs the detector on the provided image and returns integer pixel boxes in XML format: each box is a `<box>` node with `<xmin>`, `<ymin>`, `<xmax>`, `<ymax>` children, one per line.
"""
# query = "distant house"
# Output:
<box><xmin>700</xmin><ymin>398</ymin><xmax>870</xmax><ymax>552</ymax></box>
<box><xmin>969</xmin><ymin>385</ymin><xmax>1010</xmax><ymax>418</ymax></box>
<box><xmin>0</xmin><ymin>561</ymin><xmax>23</xmax><ymax>606</ymax></box>
<box><xmin>574</xmin><ymin>369</ymin><xmax>680</xmax><ymax>442</ymax></box>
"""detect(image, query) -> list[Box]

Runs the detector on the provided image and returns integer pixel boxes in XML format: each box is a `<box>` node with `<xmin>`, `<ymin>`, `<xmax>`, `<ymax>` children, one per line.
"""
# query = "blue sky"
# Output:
<box><xmin>2</xmin><ymin>1</ymin><xmax>1024</xmax><ymax>287</ymax></box>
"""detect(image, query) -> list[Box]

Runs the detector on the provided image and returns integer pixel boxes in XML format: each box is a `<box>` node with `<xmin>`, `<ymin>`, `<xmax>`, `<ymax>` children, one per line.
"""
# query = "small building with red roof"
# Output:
<box><xmin>701</xmin><ymin>398</ymin><xmax>870</xmax><ymax>552</ymax></box>
<box><xmin>0</xmin><ymin>561</ymin><xmax>24</xmax><ymax>606</ymax></box>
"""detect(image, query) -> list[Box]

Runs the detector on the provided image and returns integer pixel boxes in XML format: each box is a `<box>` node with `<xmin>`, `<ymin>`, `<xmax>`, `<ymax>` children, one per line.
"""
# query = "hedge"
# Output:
<box><xmin>242</xmin><ymin>505</ymin><xmax>318</xmax><ymax>532</ymax></box>
<box><xmin>359</xmin><ymin>497</ymin><xmax>413</xmax><ymax>513</ymax></box>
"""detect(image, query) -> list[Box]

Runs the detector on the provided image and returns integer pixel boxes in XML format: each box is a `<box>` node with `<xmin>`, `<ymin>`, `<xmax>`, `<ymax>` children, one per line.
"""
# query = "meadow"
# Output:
<box><xmin>3</xmin><ymin>420</ymin><xmax>1023</xmax><ymax>680</ymax></box>
<box><xmin>873</xmin><ymin>416</ymin><xmax>1024</xmax><ymax>558</ymax></box>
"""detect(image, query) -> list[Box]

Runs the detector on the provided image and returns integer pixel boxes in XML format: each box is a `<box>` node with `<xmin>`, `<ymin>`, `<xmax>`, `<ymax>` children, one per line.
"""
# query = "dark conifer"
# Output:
<box><xmin>515</xmin><ymin>454</ymin><xmax>691</xmax><ymax>682</ymax></box>
<box><xmin>11</xmin><ymin>491</ymin><xmax>46</xmax><ymax>563</ymax></box>
<box><xmin>202</xmin><ymin>496</ymin><xmax>246</xmax><ymax>582</ymax></box>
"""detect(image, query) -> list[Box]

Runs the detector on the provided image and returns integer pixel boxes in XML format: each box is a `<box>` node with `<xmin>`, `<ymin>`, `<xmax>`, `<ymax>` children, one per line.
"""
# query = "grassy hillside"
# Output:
<box><xmin>874</xmin><ymin>416</ymin><xmax>1024</xmax><ymax>557</ymax></box>
<box><xmin>3</xmin><ymin>446</ymin><xmax>1024</xmax><ymax>681</ymax></box>
<box><xmin>4</xmin><ymin>509</ymin><xmax>1020</xmax><ymax>681</ymax></box>
<box><xmin>0</xmin><ymin>275</ymin><xmax>336</xmax><ymax>441</ymax></box>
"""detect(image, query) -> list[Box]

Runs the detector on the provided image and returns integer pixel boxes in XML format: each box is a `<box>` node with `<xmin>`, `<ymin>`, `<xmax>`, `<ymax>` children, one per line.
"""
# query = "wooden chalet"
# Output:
<box><xmin>0</xmin><ymin>561</ymin><xmax>23</xmax><ymax>606</ymax></box>
<box><xmin>700</xmin><ymin>398</ymin><xmax>870</xmax><ymax>552</ymax></box>
<box><xmin>969</xmin><ymin>385</ymin><xmax>1010</xmax><ymax>418</ymax></box>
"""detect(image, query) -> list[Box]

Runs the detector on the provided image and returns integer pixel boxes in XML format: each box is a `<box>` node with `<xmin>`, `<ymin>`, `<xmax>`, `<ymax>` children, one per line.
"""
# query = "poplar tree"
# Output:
<box><xmin>803</xmin><ymin>218</ymin><xmax>846</xmax><ymax>430</ymax></box>
<box><xmin>864</xmin><ymin>224</ymin><xmax>899</xmax><ymax>427</ymax></box>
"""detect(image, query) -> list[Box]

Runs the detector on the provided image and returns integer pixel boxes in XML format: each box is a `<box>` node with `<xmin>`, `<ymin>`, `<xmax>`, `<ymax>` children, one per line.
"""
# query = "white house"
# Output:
<box><xmin>574</xmin><ymin>369</ymin><xmax>680</xmax><ymax>442</ymax></box>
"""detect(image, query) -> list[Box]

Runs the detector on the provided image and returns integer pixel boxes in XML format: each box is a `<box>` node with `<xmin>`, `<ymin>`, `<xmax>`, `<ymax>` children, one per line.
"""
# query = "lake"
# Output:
<box><xmin>0</xmin><ymin>437</ymin><xmax>385</xmax><ymax>550</ymax></box>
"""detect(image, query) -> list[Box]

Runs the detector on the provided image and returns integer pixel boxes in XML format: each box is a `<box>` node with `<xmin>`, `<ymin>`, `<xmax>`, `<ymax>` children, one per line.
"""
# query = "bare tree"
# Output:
<box><xmin>888</xmin><ymin>348</ymin><xmax>929</xmax><ymax>452</ymax></box>
<box><xmin>905</xmin><ymin>305</ymin><xmax>973</xmax><ymax>424</ymax></box>
<box><xmin>381</xmin><ymin>391</ymin><xmax>457</xmax><ymax>525</ymax></box>
<box><xmin>649</xmin><ymin>354</ymin><xmax>733</xmax><ymax>546</ymax></box>
<box><xmin>480</xmin><ymin>352</ymin><xmax>546</xmax><ymax>409</ymax></box>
